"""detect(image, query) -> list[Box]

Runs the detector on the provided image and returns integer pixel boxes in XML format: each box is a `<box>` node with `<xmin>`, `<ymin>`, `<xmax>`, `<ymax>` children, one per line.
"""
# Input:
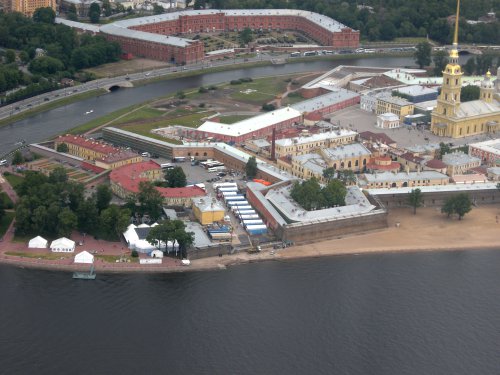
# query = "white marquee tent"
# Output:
<box><xmin>28</xmin><ymin>236</ymin><xmax>48</xmax><ymax>249</ymax></box>
<box><xmin>123</xmin><ymin>224</ymin><xmax>178</xmax><ymax>254</ymax></box>
<box><xmin>74</xmin><ymin>250</ymin><xmax>94</xmax><ymax>264</ymax></box>
<box><xmin>50</xmin><ymin>237</ymin><xmax>76</xmax><ymax>253</ymax></box>
<box><xmin>150</xmin><ymin>250</ymin><xmax>164</xmax><ymax>258</ymax></box>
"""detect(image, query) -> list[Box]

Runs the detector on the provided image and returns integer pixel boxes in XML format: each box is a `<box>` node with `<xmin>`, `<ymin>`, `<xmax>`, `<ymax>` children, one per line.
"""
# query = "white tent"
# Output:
<box><xmin>28</xmin><ymin>236</ymin><xmax>48</xmax><ymax>249</ymax></box>
<box><xmin>74</xmin><ymin>250</ymin><xmax>94</xmax><ymax>264</ymax></box>
<box><xmin>150</xmin><ymin>250</ymin><xmax>164</xmax><ymax>258</ymax></box>
<box><xmin>50</xmin><ymin>237</ymin><xmax>76</xmax><ymax>253</ymax></box>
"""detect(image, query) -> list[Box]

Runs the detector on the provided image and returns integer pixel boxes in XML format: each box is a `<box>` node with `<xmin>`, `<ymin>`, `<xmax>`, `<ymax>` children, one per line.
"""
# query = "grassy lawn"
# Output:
<box><xmin>229</xmin><ymin>76</ymin><xmax>290</xmax><ymax>104</ymax></box>
<box><xmin>112</xmin><ymin>107</ymin><xmax>165</xmax><ymax>125</ymax></box>
<box><xmin>4</xmin><ymin>173</ymin><xmax>24</xmax><ymax>189</ymax></box>
<box><xmin>4</xmin><ymin>250</ymin><xmax>69</xmax><ymax>260</ymax></box>
<box><xmin>0</xmin><ymin>192</ymin><xmax>14</xmax><ymax>208</ymax></box>
<box><xmin>69</xmin><ymin>103</ymin><xmax>145</xmax><ymax>134</ymax></box>
<box><xmin>218</xmin><ymin>114</ymin><xmax>254</xmax><ymax>124</ymax></box>
<box><xmin>0</xmin><ymin>211</ymin><xmax>14</xmax><ymax>237</ymax></box>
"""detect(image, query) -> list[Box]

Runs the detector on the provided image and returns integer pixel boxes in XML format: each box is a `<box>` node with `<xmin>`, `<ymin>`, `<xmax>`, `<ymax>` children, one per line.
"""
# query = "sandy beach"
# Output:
<box><xmin>1</xmin><ymin>205</ymin><xmax>499</xmax><ymax>273</ymax></box>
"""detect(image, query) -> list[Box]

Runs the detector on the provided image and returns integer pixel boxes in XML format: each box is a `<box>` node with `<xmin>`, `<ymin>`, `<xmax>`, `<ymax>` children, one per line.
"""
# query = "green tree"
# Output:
<box><xmin>19</xmin><ymin>51</ymin><xmax>30</xmax><ymax>64</ymax></box>
<box><xmin>99</xmin><ymin>205</ymin><xmax>130</xmax><ymax>239</ymax></box>
<box><xmin>322</xmin><ymin>179</ymin><xmax>347</xmax><ymax>207</ymax></box>
<box><xmin>101</xmin><ymin>0</ymin><xmax>112</xmax><ymax>16</ymax></box>
<box><xmin>12</xmin><ymin>150</ymin><xmax>24</xmax><ymax>165</ymax></box>
<box><xmin>438</xmin><ymin>142</ymin><xmax>451</xmax><ymax>159</ymax></box>
<box><xmin>407</xmin><ymin>188</ymin><xmax>423</xmax><ymax>214</ymax></box>
<box><xmin>95</xmin><ymin>184</ymin><xmax>112</xmax><ymax>212</ymax></box>
<box><xmin>245</xmin><ymin>156</ymin><xmax>258</xmax><ymax>179</ymax></box>
<box><xmin>5</xmin><ymin>49</ymin><xmax>16</xmax><ymax>64</ymax></box>
<box><xmin>89</xmin><ymin>2</ymin><xmax>101</xmax><ymax>23</ymax></box>
<box><xmin>32</xmin><ymin>7</ymin><xmax>56</xmax><ymax>23</ymax></box>
<box><xmin>165</xmin><ymin>166</ymin><xmax>187</xmax><ymax>188</ymax></box>
<box><xmin>57</xmin><ymin>207</ymin><xmax>78</xmax><ymax>237</ymax></box>
<box><xmin>147</xmin><ymin>220</ymin><xmax>176</xmax><ymax>249</ymax></box>
<box><xmin>153</xmin><ymin>3</ymin><xmax>164</xmax><ymax>14</ymax></box>
<box><xmin>380</xmin><ymin>20</ymin><xmax>396</xmax><ymax>41</ymax></box>
<box><xmin>414</xmin><ymin>42</ymin><xmax>432</xmax><ymax>69</ymax></box>
<box><xmin>322</xmin><ymin>167</ymin><xmax>336</xmax><ymax>182</ymax></box>
<box><xmin>175</xmin><ymin>90</ymin><xmax>186</xmax><ymax>99</ymax></box>
<box><xmin>239</xmin><ymin>28</ymin><xmax>253</xmax><ymax>45</ymax></box>
<box><xmin>463</xmin><ymin>58</ymin><xmax>476</xmax><ymax>75</ymax></box>
<box><xmin>76</xmin><ymin>198</ymin><xmax>99</xmax><ymax>234</ymax></box>
<box><xmin>28</xmin><ymin>56</ymin><xmax>65</xmax><ymax>75</ymax></box>
<box><xmin>173</xmin><ymin>226</ymin><xmax>194</xmax><ymax>258</ymax></box>
<box><xmin>432</xmin><ymin>50</ymin><xmax>448</xmax><ymax>76</ymax></box>
<box><xmin>137</xmin><ymin>181</ymin><xmax>163</xmax><ymax>221</ymax></box>
<box><xmin>56</xmin><ymin>143</ymin><xmax>69</xmax><ymax>153</ymax></box>
<box><xmin>461</xmin><ymin>85</ymin><xmax>480</xmax><ymax>102</ymax></box>
<box><xmin>453</xmin><ymin>194</ymin><xmax>472</xmax><ymax>220</ymax></box>
<box><xmin>49</xmin><ymin>166</ymin><xmax>68</xmax><ymax>184</ymax></box>
<box><xmin>441</xmin><ymin>194</ymin><xmax>472</xmax><ymax>220</ymax></box>
<box><xmin>337</xmin><ymin>170</ymin><xmax>356</xmax><ymax>185</ymax></box>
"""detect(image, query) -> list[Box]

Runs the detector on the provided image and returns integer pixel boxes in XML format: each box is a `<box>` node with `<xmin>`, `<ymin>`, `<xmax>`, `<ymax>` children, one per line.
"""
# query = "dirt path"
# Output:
<box><xmin>271</xmin><ymin>71</ymin><xmax>323</xmax><ymax>107</ymax></box>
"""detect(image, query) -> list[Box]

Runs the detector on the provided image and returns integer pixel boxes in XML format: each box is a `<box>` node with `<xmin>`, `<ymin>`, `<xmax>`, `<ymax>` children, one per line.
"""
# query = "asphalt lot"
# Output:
<box><xmin>328</xmin><ymin>106</ymin><xmax>497</xmax><ymax>148</ymax></box>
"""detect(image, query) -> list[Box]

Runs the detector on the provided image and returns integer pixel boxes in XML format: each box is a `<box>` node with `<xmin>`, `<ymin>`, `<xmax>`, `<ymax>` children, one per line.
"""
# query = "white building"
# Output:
<box><xmin>50</xmin><ymin>237</ymin><xmax>76</xmax><ymax>253</ymax></box>
<box><xmin>123</xmin><ymin>223</ymin><xmax>178</xmax><ymax>254</ymax></box>
<box><xmin>376</xmin><ymin>113</ymin><xmax>400</xmax><ymax>129</ymax></box>
<box><xmin>74</xmin><ymin>250</ymin><xmax>94</xmax><ymax>264</ymax></box>
<box><xmin>28</xmin><ymin>236</ymin><xmax>48</xmax><ymax>249</ymax></box>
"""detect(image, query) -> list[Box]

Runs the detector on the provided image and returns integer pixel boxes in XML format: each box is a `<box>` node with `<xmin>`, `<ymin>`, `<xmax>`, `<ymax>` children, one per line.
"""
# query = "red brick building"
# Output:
<box><xmin>98</xmin><ymin>9</ymin><xmax>359</xmax><ymax>64</ymax></box>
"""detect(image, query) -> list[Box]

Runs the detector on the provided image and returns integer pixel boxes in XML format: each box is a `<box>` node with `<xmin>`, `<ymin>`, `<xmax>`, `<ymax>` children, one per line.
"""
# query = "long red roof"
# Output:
<box><xmin>57</xmin><ymin>135</ymin><xmax>119</xmax><ymax>155</ymax></box>
<box><xmin>110</xmin><ymin>161</ymin><xmax>206</xmax><ymax>199</ymax></box>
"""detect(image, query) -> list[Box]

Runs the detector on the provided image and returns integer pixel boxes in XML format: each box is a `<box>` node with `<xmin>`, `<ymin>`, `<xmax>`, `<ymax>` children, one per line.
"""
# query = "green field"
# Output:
<box><xmin>4</xmin><ymin>173</ymin><xmax>24</xmax><ymax>189</ymax></box>
<box><xmin>0</xmin><ymin>211</ymin><xmax>15</xmax><ymax>238</ymax></box>
<box><xmin>0</xmin><ymin>191</ymin><xmax>14</xmax><ymax>209</ymax></box>
<box><xmin>229</xmin><ymin>77</ymin><xmax>289</xmax><ymax>104</ymax></box>
<box><xmin>113</xmin><ymin>107</ymin><xmax>165</xmax><ymax>125</ymax></box>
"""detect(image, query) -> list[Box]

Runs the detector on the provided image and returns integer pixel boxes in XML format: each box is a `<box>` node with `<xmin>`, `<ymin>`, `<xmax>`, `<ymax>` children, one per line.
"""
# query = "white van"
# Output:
<box><xmin>141</xmin><ymin>152</ymin><xmax>151</xmax><ymax>157</ymax></box>
<box><xmin>0</xmin><ymin>159</ymin><xmax>7</xmax><ymax>166</ymax></box>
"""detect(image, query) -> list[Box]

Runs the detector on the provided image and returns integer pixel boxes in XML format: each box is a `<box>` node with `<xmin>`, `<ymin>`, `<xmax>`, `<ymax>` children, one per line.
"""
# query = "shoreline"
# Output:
<box><xmin>2</xmin><ymin>204</ymin><xmax>500</xmax><ymax>274</ymax></box>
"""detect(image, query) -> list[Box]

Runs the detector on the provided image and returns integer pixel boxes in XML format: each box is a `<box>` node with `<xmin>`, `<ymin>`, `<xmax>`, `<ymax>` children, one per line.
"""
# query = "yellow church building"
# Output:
<box><xmin>430</xmin><ymin>0</ymin><xmax>500</xmax><ymax>138</ymax></box>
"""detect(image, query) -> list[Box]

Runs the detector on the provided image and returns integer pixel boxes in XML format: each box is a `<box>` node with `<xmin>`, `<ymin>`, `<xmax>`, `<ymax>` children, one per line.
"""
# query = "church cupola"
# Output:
<box><xmin>480</xmin><ymin>70</ymin><xmax>494</xmax><ymax>103</ymax></box>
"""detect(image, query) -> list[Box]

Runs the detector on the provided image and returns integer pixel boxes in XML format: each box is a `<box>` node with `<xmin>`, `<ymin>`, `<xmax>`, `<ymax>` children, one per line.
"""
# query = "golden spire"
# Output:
<box><xmin>449</xmin><ymin>0</ymin><xmax>460</xmax><ymax>61</ymax></box>
<box><xmin>453</xmin><ymin>0</ymin><xmax>460</xmax><ymax>46</ymax></box>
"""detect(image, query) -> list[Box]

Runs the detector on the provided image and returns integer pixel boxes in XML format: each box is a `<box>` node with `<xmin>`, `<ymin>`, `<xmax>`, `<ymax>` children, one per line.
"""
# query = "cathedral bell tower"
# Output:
<box><xmin>480</xmin><ymin>70</ymin><xmax>494</xmax><ymax>103</ymax></box>
<box><xmin>435</xmin><ymin>0</ymin><xmax>463</xmax><ymax>118</ymax></box>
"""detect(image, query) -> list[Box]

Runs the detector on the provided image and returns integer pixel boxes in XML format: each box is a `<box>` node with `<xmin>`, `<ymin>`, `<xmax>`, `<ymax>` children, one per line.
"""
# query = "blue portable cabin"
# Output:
<box><xmin>246</xmin><ymin>224</ymin><xmax>268</xmax><ymax>235</ymax></box>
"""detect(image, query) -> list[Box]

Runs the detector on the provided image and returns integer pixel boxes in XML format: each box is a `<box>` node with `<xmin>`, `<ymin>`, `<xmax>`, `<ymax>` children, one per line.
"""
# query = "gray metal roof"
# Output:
<box><xmin>442</xmin><ymin>152</ymin><xmax>481</xmax><ymax>166</ymax></box>
<box><xmin>55</xmin><ymin>18</ymin><xmax>101</xmax><ymax>33</ymax></box>
<box><xmin>291</xmin><ymin>89</ymin><xmax>359</xmax><ymax>113</ymax></box>
<box><xmin>362</xmin><ymin>171</ymin><xmax>448</xmax><ymax>183</ymax></box>
<box><xmin>322</xmin><ymin>143</ymin><xmax>371</xmax><ymax>160</ymax></box>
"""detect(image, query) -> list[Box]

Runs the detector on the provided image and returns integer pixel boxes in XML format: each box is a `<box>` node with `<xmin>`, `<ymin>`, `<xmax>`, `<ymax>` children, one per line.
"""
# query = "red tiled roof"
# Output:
<box><xmin>57</xmin><ymin>135</ymin><xmax>118</xmax><ymax>155</ymax></box>
<box><xmin>358</xmin><ymin>131</ymin><xmax>396</xmax><ymax>145</ymax></box>
<box><xmin>425</xmin><ymin>159</ymin><xmax>447</xmax><ymax>169</ymax></box>
<box><xmin>110</xmin><ymin>160</ymin><xmax>161</xmax><ymax>193</ymax></box>
<box><xmin>400</xmin><ymin>152</ymin><xmax>424</xmax><ymax>163</ymax></box>
<box><xmin>96</xmin><ymin>150</ymin><xmax>140</xmax><ymax>164</ymax></box>
<box><xmin>110</xmin><ymin>161</ymin><xmax>206</xmax><ymax>199</ymax></box>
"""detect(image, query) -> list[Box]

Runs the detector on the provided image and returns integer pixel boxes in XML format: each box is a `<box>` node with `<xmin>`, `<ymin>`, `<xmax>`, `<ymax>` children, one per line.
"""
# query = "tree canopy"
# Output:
<box><xmin>13</xmin><ymin>170</ymin><xmax>129</xmax><ymax>240</ymax></box>
<box><xmin>441</xmin><ymin>193</ymin><xmax>472</xmax><ymax>220</ymax></box>
<box><xmin>245</xmin><ymin>156</ymin><xmax>258</xmax><ymax>180</ymax></box>
<box><xmin>137</xmin><ymin>181</ymin><xmax>164</xmax><ymax>221</ymax></box>
<box><xmin>290</xmin><ymin>177</ymin><xmax>346</xmax><ymax>211</ymax></box>
<box><xmin>407</xmin><ymin>188</ymin><xmax>423</xmax><ymax>214</ymax></box>
<box><xmin>147</xmin><ymin>220</ymin><xmax>194</xmax><ymax>257</ymax></box>
<box><xmin>165</xmin><ymin>166</ymin><xmax>187</xmax><ymax>188</ymax></box>
<box><xmin>414</xmin><ymin>42</ymin><xmax>432</xmax><ymax>69</ymax></box>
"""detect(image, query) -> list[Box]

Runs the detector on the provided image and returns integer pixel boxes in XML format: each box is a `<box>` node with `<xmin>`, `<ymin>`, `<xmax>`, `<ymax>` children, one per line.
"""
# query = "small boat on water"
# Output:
<box><xmin>73</xmin><ymin>264</ymin><xmax>96</xmax><ymax>280</ymax></box>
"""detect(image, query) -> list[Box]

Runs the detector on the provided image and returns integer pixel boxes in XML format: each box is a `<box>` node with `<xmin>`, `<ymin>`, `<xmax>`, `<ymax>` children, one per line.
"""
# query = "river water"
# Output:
<box><xmin>1</xmin><ymin>250</ymin><xmax>500</xmax><ymax>374</ymax></box>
